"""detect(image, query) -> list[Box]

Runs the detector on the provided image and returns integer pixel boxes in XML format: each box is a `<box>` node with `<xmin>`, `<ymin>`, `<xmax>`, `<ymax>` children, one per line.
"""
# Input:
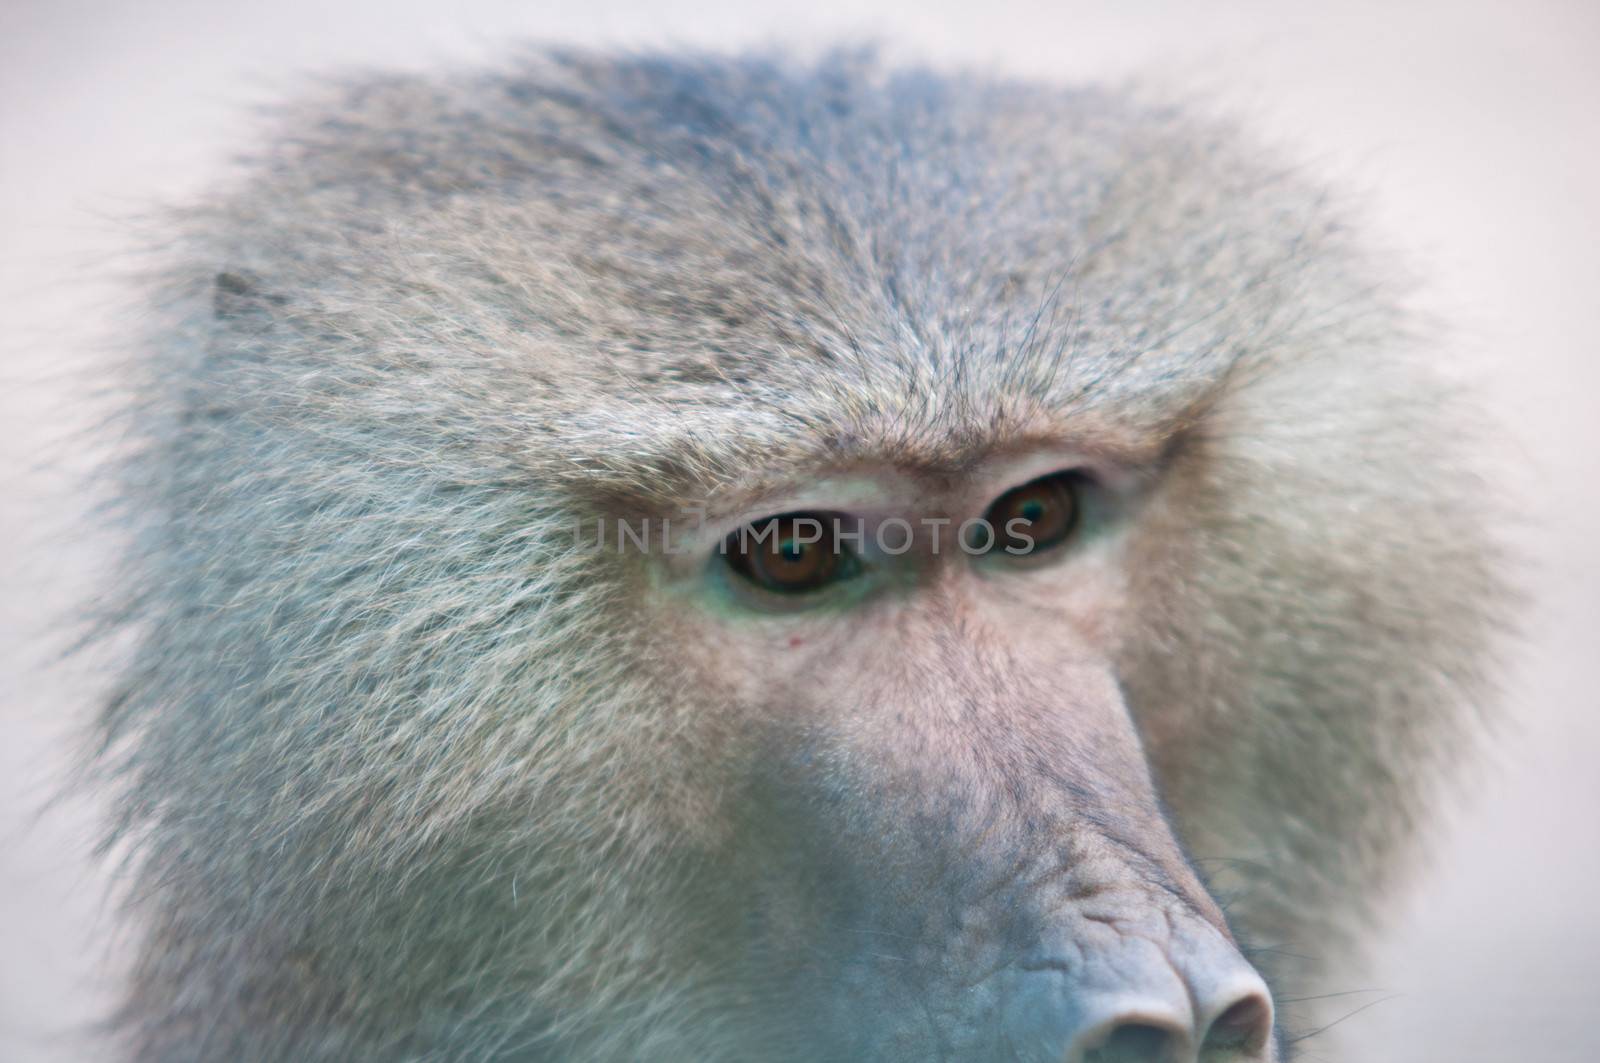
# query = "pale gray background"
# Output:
<box><xmin>3</xmin><ymin>2</ymin><xmax>1596</xmax><ymax>1060</ymax></box>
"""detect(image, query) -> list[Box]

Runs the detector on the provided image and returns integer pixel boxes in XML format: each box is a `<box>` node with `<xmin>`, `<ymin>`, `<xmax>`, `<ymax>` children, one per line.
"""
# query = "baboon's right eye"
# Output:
<box><xmin>722</xmin><ymin>512</ymin><xmax>859</xmax><ymax>595</ymax></box>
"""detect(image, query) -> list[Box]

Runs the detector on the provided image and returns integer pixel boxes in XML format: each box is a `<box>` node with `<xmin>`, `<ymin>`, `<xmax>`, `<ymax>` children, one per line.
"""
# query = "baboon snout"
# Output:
<box><xmin>756</xmin><ymin>659</ymin><xmax>1280</xmax><ymax>1059</ymax></box>
<box><xmin>1004</xmin><ymin>916</ymin><xmax>1275</xmax><ymax>1062</ymax></box>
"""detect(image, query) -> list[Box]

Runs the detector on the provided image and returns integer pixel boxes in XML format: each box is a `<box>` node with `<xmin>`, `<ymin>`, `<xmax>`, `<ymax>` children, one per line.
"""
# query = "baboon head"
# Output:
<box><xmin>96</xmin><ymin>50</ymin><xmax>1503</xmax><ymax>1063</ymax></box>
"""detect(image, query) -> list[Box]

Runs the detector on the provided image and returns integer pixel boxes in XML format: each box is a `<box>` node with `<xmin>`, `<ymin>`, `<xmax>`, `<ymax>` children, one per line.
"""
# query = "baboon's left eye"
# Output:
<box><xmin>980</xmin><ymin>472</ymin><xmax>1082</xmax><ymax>556</ymax></box>
<box><xmin>723</xmin><ymin>512</ymin><xmax>857</xmax><ymax>594</ymax></box>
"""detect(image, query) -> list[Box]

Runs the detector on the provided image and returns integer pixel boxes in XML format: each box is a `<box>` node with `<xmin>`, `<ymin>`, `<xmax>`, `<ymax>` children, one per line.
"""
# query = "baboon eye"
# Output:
<box><xmin>723</xmin><ymin>512</ymin><xmax>857</xmax><ymax>594</ymax></box>
<box><xmin>980</xmin><ymin>472</ymin><xmax>1082</xmax><ymax>556</ymax></box>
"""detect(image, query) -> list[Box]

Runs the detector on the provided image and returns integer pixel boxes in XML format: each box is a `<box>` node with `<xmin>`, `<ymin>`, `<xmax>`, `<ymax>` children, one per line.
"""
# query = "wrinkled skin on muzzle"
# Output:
<box><xmin>718</xmin><ymin>602</ymin><xmax>1276</xmax><ymax>1063</ymax></box>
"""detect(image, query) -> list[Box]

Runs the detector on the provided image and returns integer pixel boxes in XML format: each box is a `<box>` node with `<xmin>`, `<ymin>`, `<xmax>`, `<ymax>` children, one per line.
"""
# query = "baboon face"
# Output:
<box><xmin>593</xmin><ymin>449</ymin><xmax>1275</xmax><ymax>1059</ymax></box>
<box><xmin>102</xmin><ymin>50</ymin><xmax>1503</xmax><ymax>1063</ymax></box>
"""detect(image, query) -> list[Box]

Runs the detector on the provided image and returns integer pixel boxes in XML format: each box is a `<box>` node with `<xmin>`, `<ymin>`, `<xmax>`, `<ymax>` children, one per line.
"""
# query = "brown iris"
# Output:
<box><xmin>724</xmin><ymin>512</ymin><xmax>853</xmax><ymax>594</ymax></box>
<box><xmin>983</xmin><ymin>472</ymin><xmax>1081</xmax><ymax>556</ymax></box>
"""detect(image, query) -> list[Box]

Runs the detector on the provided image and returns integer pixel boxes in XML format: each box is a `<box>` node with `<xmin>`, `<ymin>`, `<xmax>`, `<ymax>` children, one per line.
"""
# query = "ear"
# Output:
<box><xmin>212</xmin><ymin>269</ymin><xmax>287</xmax><ymax>321</ymax></box>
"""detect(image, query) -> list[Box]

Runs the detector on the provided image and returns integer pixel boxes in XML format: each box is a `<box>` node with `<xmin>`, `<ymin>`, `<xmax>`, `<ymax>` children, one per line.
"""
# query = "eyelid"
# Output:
<box><xmin>722</xmin><ymin>510</ymin><xmax>856</xmax><ymax>550</ymax></box>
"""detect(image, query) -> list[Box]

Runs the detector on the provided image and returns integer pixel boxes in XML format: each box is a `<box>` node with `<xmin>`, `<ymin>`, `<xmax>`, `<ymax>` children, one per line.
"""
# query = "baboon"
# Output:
<box><xmin>90</xmin><ymin>48</ymin><xmax>1504</xmax><ymax>1062</ymax></box>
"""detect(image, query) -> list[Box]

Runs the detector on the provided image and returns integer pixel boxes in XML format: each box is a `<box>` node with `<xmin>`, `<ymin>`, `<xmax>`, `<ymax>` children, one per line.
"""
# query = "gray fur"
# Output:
<box><xmin>90</xmin><ymin>47</ymin><xmax>1505</xmax><ymax>1061</ymax></box>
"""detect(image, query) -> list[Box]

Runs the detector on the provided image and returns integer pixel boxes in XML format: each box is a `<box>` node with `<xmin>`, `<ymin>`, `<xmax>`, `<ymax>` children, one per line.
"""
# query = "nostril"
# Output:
<box><xmin>1023</xmin><ymin>924</ymin><xmax>1274</xmax><ymax>1062</ymax></box>
<box><xmin>1083</xmin><ymin>1021</ymin><xmax>1184</xmax><ymax>1062</ymax></box>
<box><xmin>1198</xmin><ymin>991</ymin><xmax>1274</xmax><ymax>1058</ymax></box>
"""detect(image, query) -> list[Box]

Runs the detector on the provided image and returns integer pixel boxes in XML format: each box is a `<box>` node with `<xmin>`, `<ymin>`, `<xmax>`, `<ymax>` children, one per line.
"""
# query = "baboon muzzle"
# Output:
<box><xmin>744</xmin><ymin>671</ymin><xmax>1277</xmax><ymax>1062</ymax></box>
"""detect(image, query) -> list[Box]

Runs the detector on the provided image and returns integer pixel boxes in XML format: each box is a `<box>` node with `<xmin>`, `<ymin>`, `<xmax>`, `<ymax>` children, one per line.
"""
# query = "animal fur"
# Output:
<box><xmin>90</xmin><ymin>47</ymin><xmax>1505</xmax><ymax>1061</ymax></box>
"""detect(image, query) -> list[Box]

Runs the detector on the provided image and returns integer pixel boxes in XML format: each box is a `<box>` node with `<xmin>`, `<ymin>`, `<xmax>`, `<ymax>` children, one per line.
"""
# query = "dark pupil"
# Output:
<box><xmin>765</xmin><ymin>534</ymin><xmax>822</xmax><ymax>581</ymax></box>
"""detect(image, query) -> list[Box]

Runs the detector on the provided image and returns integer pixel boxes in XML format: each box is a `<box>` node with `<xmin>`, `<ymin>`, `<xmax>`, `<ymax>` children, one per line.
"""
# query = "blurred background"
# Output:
<box><xmin>2</xmin><ymin>2</ymin><xmax>1596</xmax><ymax>1060</ymax></box>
